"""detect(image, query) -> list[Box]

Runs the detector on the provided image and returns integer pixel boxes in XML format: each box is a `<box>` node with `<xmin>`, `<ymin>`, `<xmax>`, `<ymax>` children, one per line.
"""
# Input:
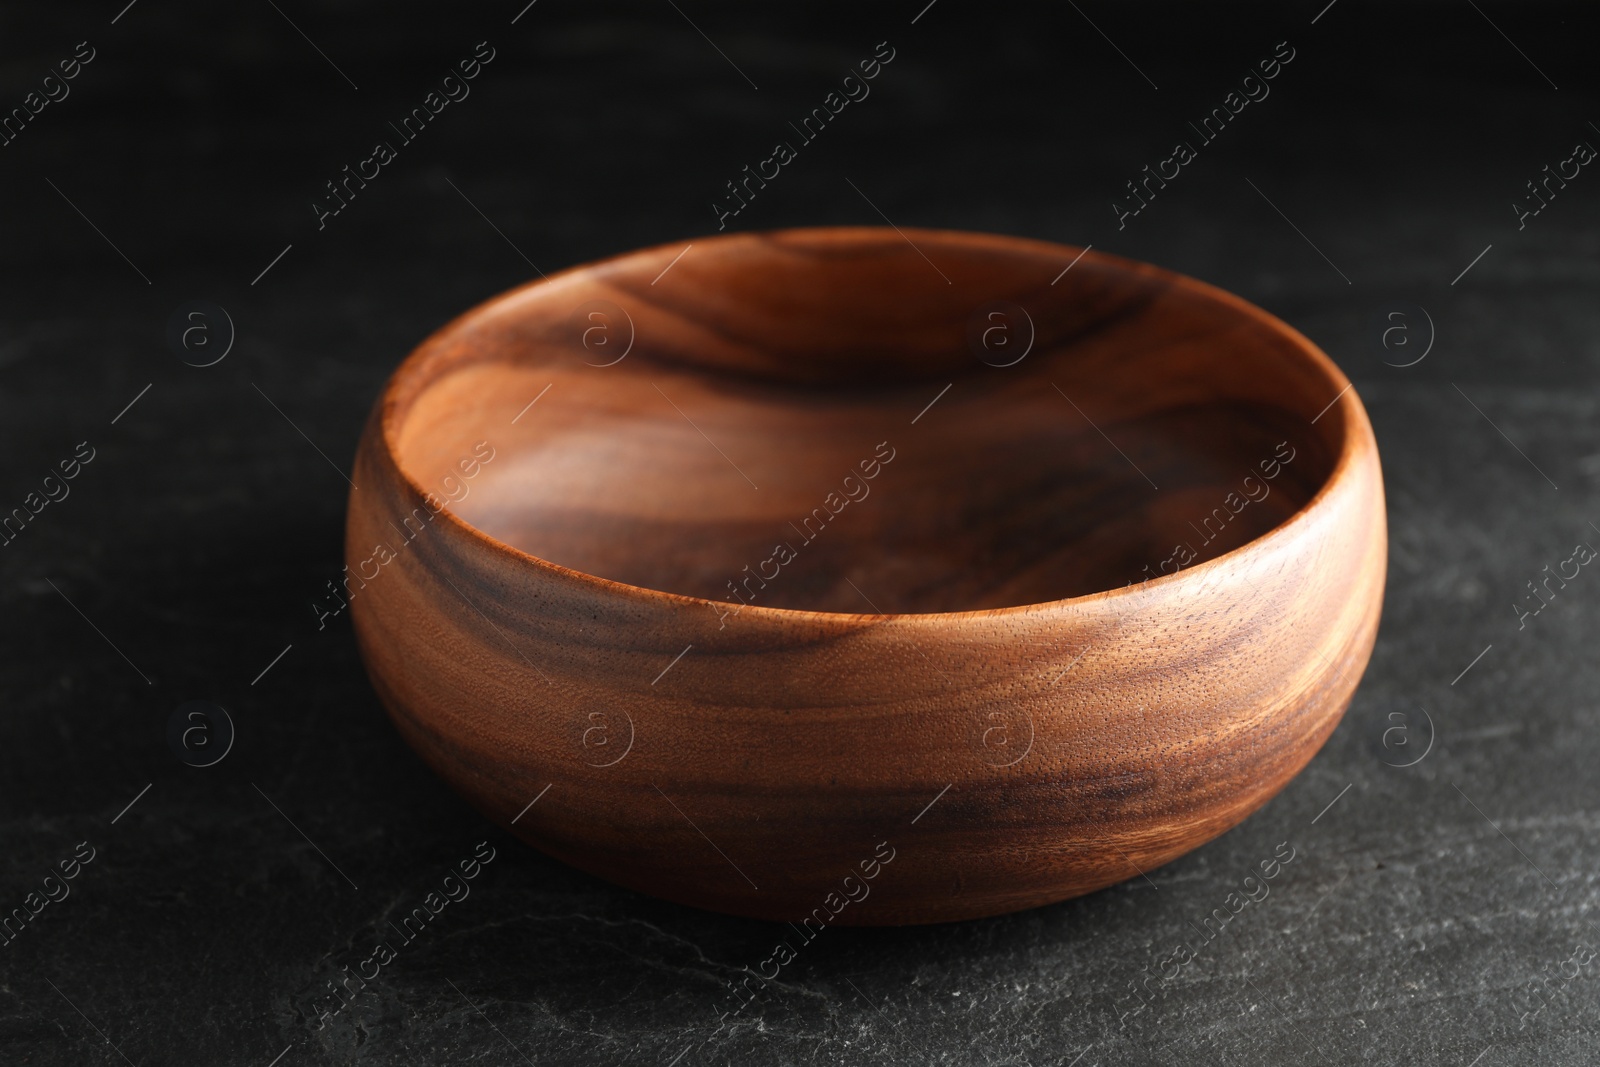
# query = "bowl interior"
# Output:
<box><xmin>390</xmin><ymin>229</ymin><xmax>1345</xmax><ymax>614</ymax></box>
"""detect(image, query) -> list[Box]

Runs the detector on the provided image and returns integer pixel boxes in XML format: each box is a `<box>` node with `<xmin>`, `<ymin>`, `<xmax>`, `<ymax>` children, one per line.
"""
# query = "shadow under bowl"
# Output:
<box><xmin>347</xmin><ymin>227</ymin><xmax>1386</xmax><ymax>925</ymax></box>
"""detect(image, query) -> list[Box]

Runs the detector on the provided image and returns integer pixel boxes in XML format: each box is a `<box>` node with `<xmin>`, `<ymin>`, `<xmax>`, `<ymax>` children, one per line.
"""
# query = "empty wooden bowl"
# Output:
<box><xmin>347</xmin><ymin>227</ymin><xmax>1385</xmax><ymax>925</ymax></box>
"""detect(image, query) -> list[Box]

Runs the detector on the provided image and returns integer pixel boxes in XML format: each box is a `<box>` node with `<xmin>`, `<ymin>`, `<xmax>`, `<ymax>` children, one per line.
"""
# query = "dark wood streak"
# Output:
<box><xmin>347</xmin><ymin>227</ymin><xmax>1386</xmax><ymax>925</ymax></box>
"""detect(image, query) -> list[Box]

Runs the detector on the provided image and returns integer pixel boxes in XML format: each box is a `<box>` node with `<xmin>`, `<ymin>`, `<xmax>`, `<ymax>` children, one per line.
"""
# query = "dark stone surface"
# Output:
<box><xmin>2</xmin><ymin>1</ymin><xmax>1598</xmax><ymax>1063</ymax></box>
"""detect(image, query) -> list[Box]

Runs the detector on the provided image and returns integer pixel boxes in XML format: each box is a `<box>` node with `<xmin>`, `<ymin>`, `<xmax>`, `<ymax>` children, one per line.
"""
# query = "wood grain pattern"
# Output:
<box><xmin>347</xmin><ymin>227</ymin><xmax>1386</xmax><ymax>925</ymax></box>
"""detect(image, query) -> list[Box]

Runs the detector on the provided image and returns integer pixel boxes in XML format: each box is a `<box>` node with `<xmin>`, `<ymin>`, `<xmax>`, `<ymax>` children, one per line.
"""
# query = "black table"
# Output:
<box><xmin>3</xmin><ymin>2</ymin><xmax>1597</xmax><ymax>1063</ymax></box>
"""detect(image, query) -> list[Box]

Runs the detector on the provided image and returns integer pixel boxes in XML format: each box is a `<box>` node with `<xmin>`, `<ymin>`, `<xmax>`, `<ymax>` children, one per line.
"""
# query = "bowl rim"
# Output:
<box><xmin>373</xmin><ymin>225</ymin><xmax>1365</xmax><ymax>626</ymax></box>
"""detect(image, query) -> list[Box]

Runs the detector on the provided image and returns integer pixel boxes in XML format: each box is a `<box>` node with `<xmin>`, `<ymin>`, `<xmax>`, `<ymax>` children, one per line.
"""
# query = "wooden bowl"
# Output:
<box><xmin>347</xmin><ymin>227</ymin><xmax>1385</xmax><ymax>925</ymax></box>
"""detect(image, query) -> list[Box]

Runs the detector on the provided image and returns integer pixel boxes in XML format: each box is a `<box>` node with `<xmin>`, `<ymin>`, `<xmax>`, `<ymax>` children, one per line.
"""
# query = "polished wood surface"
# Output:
<box><xmin>347</xmin><ymin>227</ymin><xmax>1386</xmax><ymax>924</ymax></box>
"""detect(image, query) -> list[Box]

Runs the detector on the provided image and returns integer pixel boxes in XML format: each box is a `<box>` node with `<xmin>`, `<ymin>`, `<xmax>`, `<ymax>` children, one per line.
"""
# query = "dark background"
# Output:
<box><xmin>3</xmin><ymin>1</ymin><xmax>1598</xmax><ymax>1063</ymax></box>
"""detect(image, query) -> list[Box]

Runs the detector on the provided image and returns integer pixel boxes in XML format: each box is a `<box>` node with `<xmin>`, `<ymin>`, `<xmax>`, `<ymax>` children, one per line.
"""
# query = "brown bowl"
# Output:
<box><xmin>346</xmin><ymin>227</ymin><xmax>1385</xmax><ymax>925</ymax></box>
